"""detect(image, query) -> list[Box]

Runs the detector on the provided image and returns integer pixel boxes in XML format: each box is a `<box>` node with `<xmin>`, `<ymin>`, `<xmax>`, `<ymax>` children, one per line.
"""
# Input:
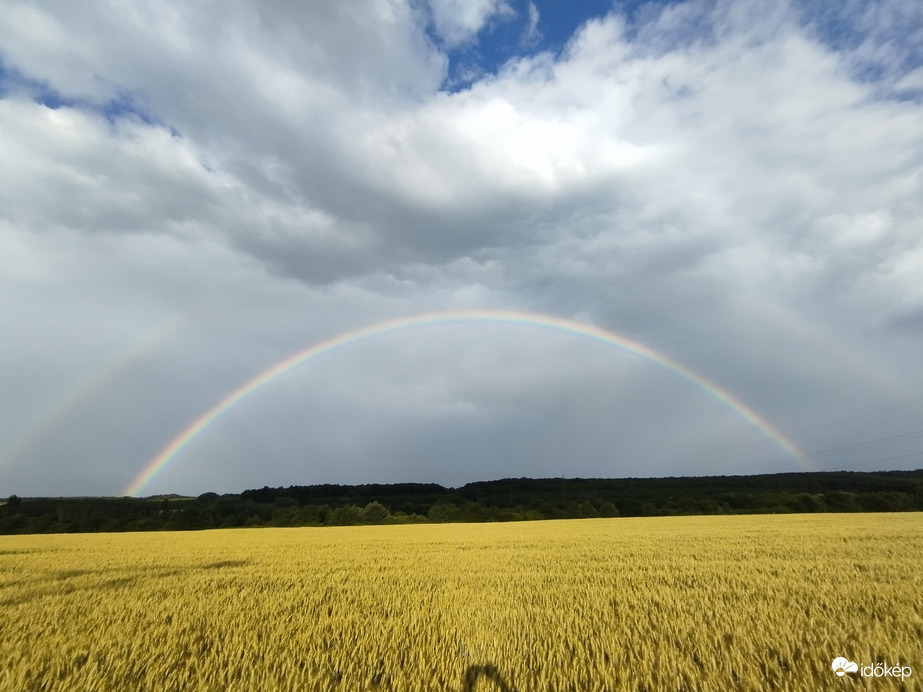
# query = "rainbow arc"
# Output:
<box><xmin>123</xmin><ymin>309</ymin><xmax>808</xmax><ymax>496</ymax></box>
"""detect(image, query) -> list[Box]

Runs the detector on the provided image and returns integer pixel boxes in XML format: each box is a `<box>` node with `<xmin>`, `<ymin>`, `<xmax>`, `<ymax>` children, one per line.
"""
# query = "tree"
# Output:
<box><xmin>428</xmin><ymin>502</ymin><xmax>460</xmax><ymax>523</ymax></box>
<box><xmin>330</xmin><ymin>505</ymin><xmax>361</xmax><ymax>526</ymax></box>
<box><xmin>569</xmin><ymin>501</ymin><xmax>599</xmax><ymax>519</ymax></box>
<box><xmin>361</xmin><ymin>501</ymin><xmax>389</xmax><ymax>524</ymax></box>
<box><xmin>598</xmin><ymin>501</ymin><xmax>620</xmax><ymax>518</ymax></box>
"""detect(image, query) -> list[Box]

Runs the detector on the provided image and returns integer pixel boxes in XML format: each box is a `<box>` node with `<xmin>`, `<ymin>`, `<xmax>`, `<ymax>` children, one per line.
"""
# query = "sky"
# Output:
<box><xmin>1</xmin><ymin>0</ymin><xmax>922</xmax><ymax>498</ymax></box>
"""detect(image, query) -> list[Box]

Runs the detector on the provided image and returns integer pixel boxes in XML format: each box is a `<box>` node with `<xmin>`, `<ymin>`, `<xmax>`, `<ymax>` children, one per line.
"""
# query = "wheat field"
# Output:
<box><xmin>1</xmin><ymin>513</ymin><xmax>920</xmax><ymax>691</ymax></box>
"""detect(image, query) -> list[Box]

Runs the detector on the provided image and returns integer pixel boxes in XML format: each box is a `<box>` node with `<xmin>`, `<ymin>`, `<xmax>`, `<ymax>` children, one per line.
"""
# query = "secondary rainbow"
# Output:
<box><xmin>2</xmin><ymin>314</ymin><xmax>190</xmax><ymax>471</ymax></box>
<box><xmin>123</xmin><ymin>309</ymin><xmax>808</xmax><ymax>496</ymax></box>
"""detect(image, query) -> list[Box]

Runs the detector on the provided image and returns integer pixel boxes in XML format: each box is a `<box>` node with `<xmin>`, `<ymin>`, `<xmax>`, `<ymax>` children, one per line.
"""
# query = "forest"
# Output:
<box><xmin>2</xmin><ymin>469</ymin><xmax>921</xmax><ymax>534</ymax></box>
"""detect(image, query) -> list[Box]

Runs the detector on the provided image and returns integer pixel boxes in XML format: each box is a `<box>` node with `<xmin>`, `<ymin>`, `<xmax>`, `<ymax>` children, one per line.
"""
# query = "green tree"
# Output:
<box><xmin>428</xmin><ymin>502</ymin><xmax>460</xmax><ymax>523</ymax></box>
<box><xmin>569</xmin><ymin>501</ymin><xmax>599</xmax><ymax>519</ymax></box>
<box><xmin>361</xmin><ymin>501</ymin><xmax>389</xmax><ymax>524</ymax></box>
<box><xmin>330</xmin><ymin>505</ymin><xmax>361</xmax><ymax>525</ymax></box>
<box><xmin>598</xmin><ymin>501</ymin><xmax>619</xmax><ymax>518</ymax></box>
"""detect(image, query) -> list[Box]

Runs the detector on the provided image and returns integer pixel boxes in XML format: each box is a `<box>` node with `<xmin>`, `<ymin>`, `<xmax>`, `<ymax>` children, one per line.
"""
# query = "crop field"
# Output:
<box><xmin>1</xmin><ymin>513</ymin><xmax>920</xmax><ymax>691</ymax></box>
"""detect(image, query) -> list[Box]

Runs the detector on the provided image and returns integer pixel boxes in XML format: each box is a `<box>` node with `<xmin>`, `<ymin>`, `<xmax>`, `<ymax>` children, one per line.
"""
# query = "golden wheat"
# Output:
<box><xmin>1</xmin><ymin>513</ymin><xmax>920</xmax><ymax>691</ymax></box>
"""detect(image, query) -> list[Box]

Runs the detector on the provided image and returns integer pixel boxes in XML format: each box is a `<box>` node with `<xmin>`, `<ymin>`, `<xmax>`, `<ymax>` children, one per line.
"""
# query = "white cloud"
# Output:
<box><xmin>426</xmin><ymin>0</ymin><xmax>514</xmax><ymax>47</ymax></box>
<box><xmin>522</xmin><ymin>2</ymin><xmax>541</xmax><ymax>46</ymax></box>
<box><xmin>0</xmin><ymin>98</ymin><xmax>222</xmax><ymax>237</ymax></box>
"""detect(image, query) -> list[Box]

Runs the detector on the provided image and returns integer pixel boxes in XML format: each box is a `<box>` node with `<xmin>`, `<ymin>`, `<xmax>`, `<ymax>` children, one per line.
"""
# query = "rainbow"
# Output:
<box><xmin>2</xmin><ymin>313</ymin><xmax>190</xmax><ymax>471</ymax></box>
<box><xmin>123</xmin><ymin>309</ymin><xmax>808</xmax><ymax>496</ymax></box>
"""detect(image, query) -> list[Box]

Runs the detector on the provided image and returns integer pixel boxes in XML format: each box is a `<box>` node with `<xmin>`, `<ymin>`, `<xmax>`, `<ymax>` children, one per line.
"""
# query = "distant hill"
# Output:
<box><xmin>2</xmin><ymin>469</ymin><xmax>921</xmax><ymax>534</ymax></box>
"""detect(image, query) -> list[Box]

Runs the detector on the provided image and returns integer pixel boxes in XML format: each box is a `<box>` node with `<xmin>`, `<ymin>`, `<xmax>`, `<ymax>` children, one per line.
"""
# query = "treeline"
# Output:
<box><xmin>2</xmin><ymin>470</ymin><xmax>922</xmax><ymax>534</ymax></box>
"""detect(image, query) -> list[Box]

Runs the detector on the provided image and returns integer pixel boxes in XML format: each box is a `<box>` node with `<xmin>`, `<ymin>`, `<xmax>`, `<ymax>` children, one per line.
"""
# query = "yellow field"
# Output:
<box><xmin>1</xmin><ymin>513</ymin><xmax>920</xmax><ymax>691</ymax></box>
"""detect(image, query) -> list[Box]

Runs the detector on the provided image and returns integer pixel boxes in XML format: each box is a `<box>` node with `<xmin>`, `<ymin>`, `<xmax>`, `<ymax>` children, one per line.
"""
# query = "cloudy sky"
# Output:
<box><xmin>2</xmin><ymin>0</ymin><xmax>922</xmax><ymax>497</ymax></box>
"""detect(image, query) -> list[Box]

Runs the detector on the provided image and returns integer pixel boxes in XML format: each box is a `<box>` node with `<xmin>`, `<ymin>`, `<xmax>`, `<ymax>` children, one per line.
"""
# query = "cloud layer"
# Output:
<box><xmin>1</xmin><ymin>0</ymin><xmax>921</xmax><ymax>496</ymax></box>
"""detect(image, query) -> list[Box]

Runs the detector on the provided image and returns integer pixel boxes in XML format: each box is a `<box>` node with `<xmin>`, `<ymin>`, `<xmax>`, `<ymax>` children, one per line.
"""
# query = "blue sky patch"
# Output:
<box><xmin>0</xmin><ymin>57</ymin><xmax>175</xmax><ymax>133</ymax></box>
<box><xmin>436</xmin><ymin>0</ymin><xmax>922</xmax><ymax>93</ymax></box>
<box><xmin>438</xmin><ymin>0</ymin><xmax>653</xmax><ymax>90</ymax></box>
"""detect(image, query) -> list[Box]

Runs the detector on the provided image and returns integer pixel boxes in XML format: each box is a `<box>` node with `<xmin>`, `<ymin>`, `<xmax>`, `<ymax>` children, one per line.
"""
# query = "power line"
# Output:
<box><xmin>712</xmin><ymin>427</ymin><xmax>923</xmax><ymax>476</ymax></box>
